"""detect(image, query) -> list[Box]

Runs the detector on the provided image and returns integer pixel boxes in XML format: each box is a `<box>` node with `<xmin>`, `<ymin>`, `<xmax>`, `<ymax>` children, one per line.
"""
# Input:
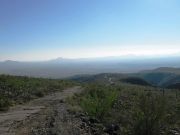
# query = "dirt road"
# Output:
<box><xmin>0</xmin><ymin>86</ymin><xmax>89</xmax><ymax>135</ymax></box>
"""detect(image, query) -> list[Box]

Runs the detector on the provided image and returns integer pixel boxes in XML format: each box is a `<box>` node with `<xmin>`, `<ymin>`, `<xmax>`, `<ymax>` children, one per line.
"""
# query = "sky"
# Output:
<box><xmin>0</xmin><ymin>0</ymin><xmax>180</xmax><ymax>61</ymax></box>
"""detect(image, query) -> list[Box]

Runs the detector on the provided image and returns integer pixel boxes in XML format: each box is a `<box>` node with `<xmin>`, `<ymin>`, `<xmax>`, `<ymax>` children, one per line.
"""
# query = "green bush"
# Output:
<box><xmin>0</xmin><ymin>96</ymin><xmax>11</xmax><ymax>111</ymax></box>
<box><xmin>133</xmin><ymin>93</ymin><xmax>167</xmax><ymax>135</ymax></box>
<box><xmin>79</xmin><ymin>85</ymin><xmax>118</xmax><ymax>120</ymax></box>
<box><xmin>70</xmin><ymin>83</ymin><xmax>180</xmax><ymax>135</ymax></box>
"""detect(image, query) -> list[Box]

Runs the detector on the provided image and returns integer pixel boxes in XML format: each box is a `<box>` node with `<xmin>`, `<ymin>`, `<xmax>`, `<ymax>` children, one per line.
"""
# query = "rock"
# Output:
<box><xmin>80</xmin><ymin>122</ymin><xmax>88</xmax><ymax>129</ymax></box>
<box><xmin>105</xmin><ymin>124</ymin><xmax>120</xmax><ymax>134</ymax></box>
<box><xmin>170</xmin><ymin>129</ymin><xmax>180</xmax><ymax>135</ymax></box>
<box><xmin>79</xmin><ymin>113</ymin><xmax>86</xmax><ymax>117</ymax></box>
<box><xmin>113</xmin><ymin>124</ymin><xmax>119</xmax><ymax>131</ymax></box>
<box><xmin>59</xmin><ymin>99</ymin><xmax>64</xmax><ymax>103</ymax></box>
<box><xmin>89</xmin><ymin>118</ymin><xmax>100</xmax><ymax>123</ymax></box>
<box><xmin>81</xmin><ymin>116</ymin><xmax>89</xmax><ymax>123</ymax></box>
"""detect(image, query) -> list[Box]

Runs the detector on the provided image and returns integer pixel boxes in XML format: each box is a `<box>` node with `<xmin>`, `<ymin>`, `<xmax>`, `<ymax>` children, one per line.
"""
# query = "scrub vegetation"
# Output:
<box><xmin>0</xmin><ymin>74</ymin><xmax>180</xmax><ymax>135</ymax></box>
<box><xmin>0</xmin><ymin>75</ymin><xmax>74</xmax><ymax>111</ymax></box>
<box><xmin>69</xmin><ymin>82</ymin><xmax>180</xmax><ymax>135</ymax></box>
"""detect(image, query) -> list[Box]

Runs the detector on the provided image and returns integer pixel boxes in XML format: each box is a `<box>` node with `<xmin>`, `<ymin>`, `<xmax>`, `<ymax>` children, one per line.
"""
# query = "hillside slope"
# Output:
<box><xmin>138</xmin><ymin>67</ymin><xmax>180</xmax><ymax>88</ymax></box>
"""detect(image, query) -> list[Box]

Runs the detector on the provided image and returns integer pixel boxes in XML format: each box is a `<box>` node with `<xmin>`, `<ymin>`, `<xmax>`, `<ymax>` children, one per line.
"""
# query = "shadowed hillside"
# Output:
<box><xmin>120</xmin><ymin>77</ymin><xmax>151</xmax><ymax>86</ymax></box>
<box><xmin>138</xmin><ymin>67</ymin><xmax>180</xmax><ymax>88</ymax></box>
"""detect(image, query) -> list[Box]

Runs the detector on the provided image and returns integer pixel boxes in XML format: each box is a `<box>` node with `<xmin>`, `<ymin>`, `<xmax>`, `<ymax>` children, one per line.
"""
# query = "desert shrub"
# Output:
<box><xmin>79</xmin><ymin>84</ymin><xmax>118</xmax><ymax>120</ymax></box>
<box><xmin>0</xmin><ymin>95</ymin><xmax>11</xmax><ymax>111</ymax></box>
<box><xmin>67</xmin><ymin>82</ymin><xmax>180</xmax><ymax>135</ymax></box>
<box><xmin>34</xmin><ymin>89</ymin><xmax>45</xmax><ymax>97</ymax></box>
<box><xmin>132</xmin><ymin>92</ymin><xmax>167</xmax><ymax>135</ymax></box>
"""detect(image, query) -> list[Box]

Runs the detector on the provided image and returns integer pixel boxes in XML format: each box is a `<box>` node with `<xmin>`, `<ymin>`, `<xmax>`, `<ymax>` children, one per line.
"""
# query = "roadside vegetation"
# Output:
<box><xmin>1</xmin><ymin>74</ymin><xmax>180</xmax><ymax>135</ymax></box>
<box><xmin>0</xmin><ymin>75</ymin><xmax>75</xmax><ymax>111</ymax></box>
<box><xmin>68</xmin><ymin>83</ymin><xmax>180</xmax><ymax>135</ymax></box>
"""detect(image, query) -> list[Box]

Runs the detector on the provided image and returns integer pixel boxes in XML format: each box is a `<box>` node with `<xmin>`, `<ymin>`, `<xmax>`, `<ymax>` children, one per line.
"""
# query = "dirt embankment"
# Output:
<box><xmin>0</xmin><ymin>86</ymin><xmax>91</xmax><ymax>135</ymax></box>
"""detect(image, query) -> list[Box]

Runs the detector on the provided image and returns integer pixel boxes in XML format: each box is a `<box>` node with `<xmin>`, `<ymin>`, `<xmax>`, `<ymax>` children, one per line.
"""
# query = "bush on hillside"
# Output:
<box><xmin>80</xmin><ymin>85</ymin><xmax>118</xmax><ymax>120</ymax></box>
<box><xmin>133</xmin><ymin>93</ymin><xmax>167</xmax><ymax>135</ymax></box>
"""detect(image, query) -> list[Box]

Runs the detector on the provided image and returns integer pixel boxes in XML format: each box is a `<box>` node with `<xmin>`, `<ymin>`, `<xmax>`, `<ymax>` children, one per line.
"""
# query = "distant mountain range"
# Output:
<box><xmin>0</xmin><ymin>56</ymin><xmax>180</xmax><ymax>78</ymax></box>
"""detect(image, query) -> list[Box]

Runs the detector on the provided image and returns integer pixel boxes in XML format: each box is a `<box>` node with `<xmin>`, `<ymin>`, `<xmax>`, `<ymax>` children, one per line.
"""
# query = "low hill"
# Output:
<box><xmin>120</xmin><ymin>77</ymin><xmax>152</xmax><ymax>86</ymax></box>
<box><xmin>166</xmin><ymin>83</ymin><xmax>180</xmax><ymax>89</ymax></box>
<box><xmin>141</xmin><ymin>67</ymin><xmax>180</xmax><ymax>74</ymax></box>
<box><xmin>138</xmin><ymin>67</ymin><xmax>180</xmax><ymax>87</ymax></box>
<box><xmin>70</xmin><ymin>73</ymin><xmax>128</xmax><ymax>84</ymax></box>
<box><xmin>71</xmin><ymin>73</ymin><xmax>152</xmax><ymax>87</ymax></box>
<box><xmin>71</xmin><ymin>67</ymin><xmax>180</xmax><ymax>89</ymax></box>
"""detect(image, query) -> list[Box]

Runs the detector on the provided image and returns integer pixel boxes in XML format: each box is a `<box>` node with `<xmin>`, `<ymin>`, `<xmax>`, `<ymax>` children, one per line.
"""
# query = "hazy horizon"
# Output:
<box><xmin>1</xmin><ymin>53</ymin><xmax>180</xmax><ymax>62</ymax></box>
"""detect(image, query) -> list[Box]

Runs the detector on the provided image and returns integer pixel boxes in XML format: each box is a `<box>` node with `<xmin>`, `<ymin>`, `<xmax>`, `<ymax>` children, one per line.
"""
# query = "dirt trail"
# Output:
<box><xmin>0</xmin><ymin>86</ymin><xmax>87</xmax><ymax>135</ymax></box>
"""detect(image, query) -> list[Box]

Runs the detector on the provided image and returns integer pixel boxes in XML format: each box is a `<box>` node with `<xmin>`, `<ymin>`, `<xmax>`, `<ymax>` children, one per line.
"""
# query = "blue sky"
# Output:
<box><xmin>0</xmin><ymin>0</ymin><xmax>180</xmax><ymax>61</ymax></box>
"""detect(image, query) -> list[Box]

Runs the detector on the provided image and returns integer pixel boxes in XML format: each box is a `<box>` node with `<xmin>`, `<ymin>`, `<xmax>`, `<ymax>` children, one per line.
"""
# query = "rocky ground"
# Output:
<box><xmin>0</xmin><ymin>86</ymin><xmax>93</xmax><ymax>135</ymax></box>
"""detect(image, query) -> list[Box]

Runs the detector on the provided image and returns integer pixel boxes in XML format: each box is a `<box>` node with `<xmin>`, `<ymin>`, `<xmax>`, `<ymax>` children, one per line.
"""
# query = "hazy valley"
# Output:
<box><xmin>1</xmin><ymin>56</ymin><xmax>180</xmax><ymax>78</ymax></box>
<box><xmin>0</xmin><ymin>57</ymin><xmax>180</xmax><ymax>135</ymax></box>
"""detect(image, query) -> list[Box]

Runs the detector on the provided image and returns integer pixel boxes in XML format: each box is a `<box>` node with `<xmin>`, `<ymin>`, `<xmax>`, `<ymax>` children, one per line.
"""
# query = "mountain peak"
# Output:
<box><xmin>48</xmin><ymin>57</ymin><xmax>73</xmax><ymax>63</ymax></box>
<box><xmin>4</xmin><ymin>60</ymin><xmax>19</xmax><ymax>63</ymax></box>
